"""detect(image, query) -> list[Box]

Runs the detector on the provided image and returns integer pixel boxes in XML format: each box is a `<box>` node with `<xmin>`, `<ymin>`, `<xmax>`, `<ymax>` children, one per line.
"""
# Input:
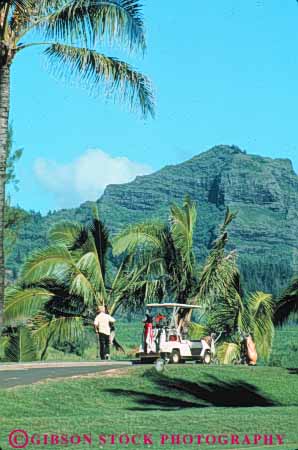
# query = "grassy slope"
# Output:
<box><xmin>0</xmin><ymin>366</ymin><xmax>298</xmax><ymax>450</ymax></box>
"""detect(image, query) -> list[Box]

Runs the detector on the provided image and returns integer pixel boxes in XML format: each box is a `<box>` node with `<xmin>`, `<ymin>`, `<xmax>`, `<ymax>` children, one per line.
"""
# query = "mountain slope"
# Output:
<box><xmin>7</xmin><ymin>145</ymin><xmax>298</xmax><ymax>295</ymax></box>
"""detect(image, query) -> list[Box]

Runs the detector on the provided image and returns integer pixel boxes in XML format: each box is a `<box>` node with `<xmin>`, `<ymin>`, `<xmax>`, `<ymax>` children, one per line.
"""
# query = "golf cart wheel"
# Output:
<box><xmin>203</xmin><ymin>350</ymin><xmax>211</xmax><ymax>365</ymax></box>
<box><xmin>170</xmin><ymin>350</ymin><xmax>181</xmax><ymax>364</ymax></box>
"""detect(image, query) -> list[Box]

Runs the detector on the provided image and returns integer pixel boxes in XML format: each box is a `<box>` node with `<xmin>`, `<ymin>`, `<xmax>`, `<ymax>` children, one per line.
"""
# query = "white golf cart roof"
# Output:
<box><xmin>146</xmin><ymin>303</ymin><xmax>201</xmax><ymax>309</ymax></box>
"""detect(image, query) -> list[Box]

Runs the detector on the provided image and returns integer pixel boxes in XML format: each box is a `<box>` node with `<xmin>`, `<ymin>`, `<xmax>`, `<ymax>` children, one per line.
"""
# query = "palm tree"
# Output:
<box><xmin>0</xmin><ymin>0</ymin><xmax>155</xmax><ymax>329</ymax></box>
<box><xmin>3</xmin><ymin>206</ymin><xmax>155</xmax><ymax>359</ymax></box>
<box><xmin>194</xmin><ymin>209</ymin><xmax>274</xmax><ymax>362</ymax></box>
<box><xmin>113</xmin><ymin>196</ymin><xmax>199</xmax><ymax>304</ymax></box>
<box><xmin>209</xmin><ymin>291</ymin><xmax>274</xmax><ymax>363</ymax></box>
<box><xmin>114</xmin><ymin>200</ymin><xmax>275</xmax><ymax>362</ymax></box>
<box><xmin>274</xmin><ymin>277</ymin><xmax>298</xmax><ymax>326</ymax></box>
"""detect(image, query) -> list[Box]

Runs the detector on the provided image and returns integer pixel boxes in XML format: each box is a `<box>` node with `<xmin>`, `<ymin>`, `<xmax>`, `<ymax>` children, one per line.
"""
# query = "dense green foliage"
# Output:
<box><xmin>6</xmin><ymin>146</ymin><xmax>298</xmax><ymax>297</ymax></box>
<box><xmin>3</xmin><ymin>206</ymin><xmax>162</xmax><ymax>360</ymax></box>
<box><xmin>274</xmin><ymin>278</ymin><xmax>298</xmax><ymax>326</ymax></box>
<box><xmin>2</xmin><ymin>198</ymin><xmax>277</xmax><ymax>363</ymax></box>
<box><xmin>114</xmin><ymin>201</ymin><xmax>275</xmax><ymax>362</ymax></box>
<box><xmin>113</xmin><ymin>196</ymin><xmax>199</xmax><ymax>304</ymax></box>
<box><xmin>4</xmin><ymin>126</ymin><xmax>28</xmax><ymax>280</ymax></box>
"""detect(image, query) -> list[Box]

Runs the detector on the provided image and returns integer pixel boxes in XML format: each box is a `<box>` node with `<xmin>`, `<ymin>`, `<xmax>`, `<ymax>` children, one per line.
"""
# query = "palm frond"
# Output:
<box><xmin>44</xmin><ymin>43</ymin><xmax>155</xmax><ymax>118</ymax></box>
<box><xmin>248</xmin><ymin>291</ymin><xmax>274</xmax><ymax>360</ymax></box>
<box><xmin>9</xmin><ymin>1</ymin><xmax>61</xmax><ymax>35</ymax></box>
<box><xmin>49</xmin><ymin>221</ymin><xmax>86</xmax><ymax>248</ymax></box>
<box><xmin>113</xmin><ymin>222</ymin><xmax>165</xmax><ymax>256</ymax></box>
<box><xmin>170</xmin><ymin>196</ymin><xmax>197</xmax><ymax>273</ymax></box>
<box><xmin>21</xmin><ymin>245</ymin><xmax>74</xmax><ymax>285</ymax></box>
<box><xmin>4</xmin><ymin>286</ymin><xmax>53</xmax><ymax>324</ymax></box>
<box><xmin>188</xmin><ymin>322</ymin><xmax>208</xmax><ymax>340</ymax></box>
<box><xmin>206</xmin><ymin>292</ymin><xmax>247</xmax><ymax>335</ymax></box>
<box><xmin>31</xmin><ymin>313</ymin><xmax>53</xmax><ymax>350</ymax></box>
<box><xmin>0</xmin><ymin>0</ymin><xmax>33</xmax><ymax>10</ymax></box>
<box><xmin>197</xmin><ymin>251</ymin><xmax>239</xmax><ymax>301</ymax></box>
<box><xmin>220</xmin><ymin>207</ymin><xmax>238</xmax><ymax>234</ymax></box>
<box><xmin>197</xmin><ymin>208</ymin><xmax>238</xmax><ymax>302</ymax></box>
<box><xmin>76</xmin><ymin>250</ymin><xmax>105</xmax><ymax>292</ymax></box>
<box><xmin>274</xmin><ymin>277</ymin><xmax>298</xmax><ymax>326</ymax></box>
<box><xmin>109</xmin><ymin>258</ymin><xmax>165</xmax><ymax>314</ymax></box>
<box><xmin>40</xmin><ymin>279</ymin><xmax>85</xmax><ymax>317</ymax></box>
<box><xmin>49</xmin><ymin>316</ymin><xmax>84</xmax><ymax>345</ymax></box>
<box><xmin>37</xmin><ymin>0</ymin><xmax>146</xmax><ymax>52</ymax></box>
<box><xmin>33</xmin><ymin>314</ymin><xmax>84</xmax><ymax>349</ymax></box>
<box><xmin>217</xmin><ymin>342</ymin><xmax>240</xmax><ymax>365</ymax></box>
<box><xmin>89</xmin><ymin>210</ymin><xmax>110</xmax><ymax>281</ymax></box>
<box><xmin>70</xmin><ymin>252</ymin><xmax>105</xmax><ymax>306</ymax></box>
<box><xmin>0</xmin><ymin>336</ymin><xmax>9</xmax><ymax>360</ymax></box>
<box><xmin>4</xmin><ymin>326</ymin><xmax>38</xmax><ymax>362</ymax></box>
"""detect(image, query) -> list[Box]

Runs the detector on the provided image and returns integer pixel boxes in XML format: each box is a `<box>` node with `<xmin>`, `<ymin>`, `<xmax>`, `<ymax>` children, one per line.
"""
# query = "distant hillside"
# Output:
<box><xmin>7</xmin><ymin>145</ymin><xmax>298</xmax><ymax>296</ymax></box>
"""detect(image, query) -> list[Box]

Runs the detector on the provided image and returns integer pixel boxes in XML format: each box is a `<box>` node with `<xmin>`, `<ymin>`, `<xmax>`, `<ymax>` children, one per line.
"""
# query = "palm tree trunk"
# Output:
<box><xmin>0</xmin><ymin>61</ymin><xmax>10</xmax><ymax>329</ymax></box>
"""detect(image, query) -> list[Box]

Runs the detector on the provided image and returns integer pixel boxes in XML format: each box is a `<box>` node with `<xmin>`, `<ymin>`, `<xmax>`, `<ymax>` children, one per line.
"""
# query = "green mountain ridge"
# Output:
<box><xmin>7</xmin><ymin>145</ymin><xmax>298</xmax><ymax>296</ymax></box>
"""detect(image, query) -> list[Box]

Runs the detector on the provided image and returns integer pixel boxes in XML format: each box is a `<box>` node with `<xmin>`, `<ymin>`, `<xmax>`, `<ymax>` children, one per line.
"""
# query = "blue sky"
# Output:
<box><xmin>9</xmin><ymin>0</ymin><xmax>298</xmax><ymax>214</ymax></box>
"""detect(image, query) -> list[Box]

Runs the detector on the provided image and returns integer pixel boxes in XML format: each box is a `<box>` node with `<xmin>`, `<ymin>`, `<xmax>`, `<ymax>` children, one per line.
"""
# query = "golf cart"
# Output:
<box><xmin>136</xmin><ymin>303</ymin><xmax>214</xmax><ymax>364</ymax></box>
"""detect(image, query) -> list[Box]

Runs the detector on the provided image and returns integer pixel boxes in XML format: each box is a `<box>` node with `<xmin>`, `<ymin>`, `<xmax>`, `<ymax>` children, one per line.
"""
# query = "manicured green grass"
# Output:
<box><xmin>0</xmin><ymin>365</ymin><xmax>298</xmax><ymax>450</ymax></box>
<box><xmin>269</xmin><ymin>326</ymin><xmax>298</xmax><ymax>368</ymax></box>
<box><xmin>46</xmin><ymin>322</ymin><xmax>298</xmax><ymax>368</ymax></box>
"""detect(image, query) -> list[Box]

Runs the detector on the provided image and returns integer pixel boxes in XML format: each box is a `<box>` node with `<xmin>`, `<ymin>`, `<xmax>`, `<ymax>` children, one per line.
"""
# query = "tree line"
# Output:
<box><xmin>1</xmin><ymin>197</ymin><xmax>297</xmax><ymax>363</ymax></box>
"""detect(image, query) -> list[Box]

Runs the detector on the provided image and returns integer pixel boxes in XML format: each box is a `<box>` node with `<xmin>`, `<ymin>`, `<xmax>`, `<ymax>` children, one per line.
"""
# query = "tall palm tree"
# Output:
<box><xmin>0</xmin><ymin>0</ymin><xmax>155</xmax><ymax>328</ymax></box>
<box><xmin>4</xmin><ymin>206</ymin><xmax>155</xmax><ymax>359</ymax></box>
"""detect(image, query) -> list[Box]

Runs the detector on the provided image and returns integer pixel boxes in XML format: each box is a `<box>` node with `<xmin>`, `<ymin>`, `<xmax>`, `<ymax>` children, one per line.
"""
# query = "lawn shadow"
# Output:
<box><xmin>287</xmin><ymin>368</ymin><xmax>298</xmax><ymax>375</ymax></box>
<box><xmin>105</xmin><ymin>371</ymin><xmax>279</xmax><ymax>411</ymax></box>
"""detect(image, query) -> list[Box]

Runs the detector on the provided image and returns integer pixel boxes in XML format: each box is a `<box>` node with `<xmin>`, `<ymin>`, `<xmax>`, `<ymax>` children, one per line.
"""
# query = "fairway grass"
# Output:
<box><xmin>0</xmin><ymin>365</ymin><xmax>298</xmax><ymax>450</ymax></box>
<box><xmin>44</xmin><ymin>324</ymin><xmax>298</xmax><ymax>367</ymax></box>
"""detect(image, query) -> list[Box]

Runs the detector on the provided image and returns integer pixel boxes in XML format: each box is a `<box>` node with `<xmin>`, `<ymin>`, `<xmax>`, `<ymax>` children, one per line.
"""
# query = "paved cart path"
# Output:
<box><xmin>0</xmin><ymin>361</ymin><xmax>133</xmax><ymax>389</ymax></box>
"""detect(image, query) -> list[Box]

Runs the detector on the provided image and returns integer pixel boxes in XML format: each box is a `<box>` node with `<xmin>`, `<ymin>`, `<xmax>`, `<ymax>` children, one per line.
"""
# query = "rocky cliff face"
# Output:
<box><xmin>8</xmin><ymin>145</ymin><xmax>298</xmax><ymax>295</ymax></box>
<box><xmin>98</xmin><ymin>145</ymin><xmax>298</xmax><ymax>294</ymax></box>
<box><xmin>100</xmin><ymin>146</ymin><xmax>297</xmax><ymax>254</ymax></box>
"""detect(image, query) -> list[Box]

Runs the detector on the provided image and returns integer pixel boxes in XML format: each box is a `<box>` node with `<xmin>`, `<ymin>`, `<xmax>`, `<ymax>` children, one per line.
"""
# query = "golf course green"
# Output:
<box><xmin>0</xmin><ymin>364</ymin><xmax>297</xmax><ymax>450</ymax></box>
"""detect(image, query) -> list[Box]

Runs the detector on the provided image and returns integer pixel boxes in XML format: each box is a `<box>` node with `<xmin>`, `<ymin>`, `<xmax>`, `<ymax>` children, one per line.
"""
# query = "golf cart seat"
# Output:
<box><xmin>189</xmin><ymin>341</ymin><xmax>203</xmax><ymax>349</ymax></box>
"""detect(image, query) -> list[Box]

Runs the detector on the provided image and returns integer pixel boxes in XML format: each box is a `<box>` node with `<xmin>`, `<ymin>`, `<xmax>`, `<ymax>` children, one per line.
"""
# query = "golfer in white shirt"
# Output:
<box><xmin>94</xmin><ymin>306</ymin><xmax>116</xmax><ymax>360</ymax></box>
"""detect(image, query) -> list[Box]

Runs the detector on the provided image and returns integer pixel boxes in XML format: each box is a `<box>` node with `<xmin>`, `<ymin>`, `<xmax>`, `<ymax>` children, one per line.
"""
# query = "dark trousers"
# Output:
<box><xmin>98</xmin><ymin>333</ymin><xmax>110</xmax><ymax>360</ymax></box>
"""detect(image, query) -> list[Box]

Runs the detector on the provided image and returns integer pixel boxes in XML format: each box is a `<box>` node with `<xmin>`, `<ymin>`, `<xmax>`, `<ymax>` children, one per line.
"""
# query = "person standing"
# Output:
<box><xmin>94</xmin><ymin>306</ymin><xmax>116</xmax><ymax>360</ymax></box>
<box><xmin>143</xmin><ymin>311</ymin><xmax>154</xmax><ymax>353</ymax></box>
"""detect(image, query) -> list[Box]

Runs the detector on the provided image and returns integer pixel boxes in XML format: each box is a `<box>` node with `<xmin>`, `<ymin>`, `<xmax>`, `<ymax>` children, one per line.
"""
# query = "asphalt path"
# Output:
<box><xmin>0</xmin><ymin>361</ymin><xmax>133</xmax><ymax>389</ymax></box>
